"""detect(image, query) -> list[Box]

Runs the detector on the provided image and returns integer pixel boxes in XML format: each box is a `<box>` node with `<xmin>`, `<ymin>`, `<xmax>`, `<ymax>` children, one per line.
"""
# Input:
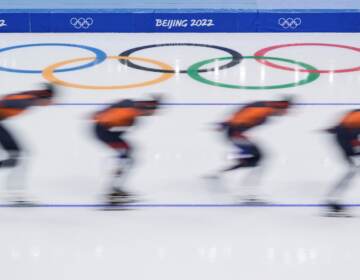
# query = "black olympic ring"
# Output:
<box><xmin>118</xmin><ymin>43</ymin><xmax>243</xmax><ymax>74</ymax></box>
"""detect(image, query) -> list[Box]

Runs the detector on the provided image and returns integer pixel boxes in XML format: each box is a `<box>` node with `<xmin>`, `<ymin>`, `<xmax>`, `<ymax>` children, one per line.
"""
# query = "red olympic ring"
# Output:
<box><xmin>254</xmin><ymin>43</ymin><xmax>360</xmax><ymax>73</ymax></box>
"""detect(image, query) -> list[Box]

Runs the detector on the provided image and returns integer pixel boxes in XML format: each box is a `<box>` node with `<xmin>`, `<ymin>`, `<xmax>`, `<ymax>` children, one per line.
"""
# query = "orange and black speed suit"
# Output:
<box><xmin>93</xmin><ymin>99</ymin><xmax>143</xmax><ymax>158</ymax></box>
<box><xmin>0</xmin><ymin>89</ymin><xmax>50</xmax><ymax>167</ymax></box>
<box><xmin>220</xmin><ymin>101</ymin><xmax>287</xmax><ymax>170</ymax></box>
<box><xmin>328</xmin><ymin>109</ymin><xmax>360</xmax><ymax>164</ymax></box>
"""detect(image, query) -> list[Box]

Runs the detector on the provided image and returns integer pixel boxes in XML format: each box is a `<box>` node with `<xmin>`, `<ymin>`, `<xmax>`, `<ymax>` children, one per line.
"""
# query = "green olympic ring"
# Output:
<box><xmin>187</xmin><ymin>56</ymin><xmax>320</xmax><ymax>90</ymax></box>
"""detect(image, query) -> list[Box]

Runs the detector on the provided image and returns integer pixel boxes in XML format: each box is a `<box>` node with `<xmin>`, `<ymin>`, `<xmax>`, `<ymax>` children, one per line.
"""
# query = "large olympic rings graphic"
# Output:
<box><xmin>0</xmin><ymin>42</ymin><xmax>359</xmax><ymax>90</ymax></box>
<box><xmin>118</xmin><ymin>43</ymin><xmax>242</xmax><ymax>74</ymax></box>
<box><xmin>42</xmin><ymin>56</ymin><xmax>174</xmax><ymax>90</ymax></box>
<box><xmin>254</xmin><ymin>43</ymin><xmax>360</xmax><ymax>73</ymax></box>
<box><xmin>188</xmin><ymin>56</ymin><xmax>320</xmax><ymax>90</ymax></box>
<box><xmin>0</xmin><ymin>43</ymin><xmax>106</xmax><ymax>74</ymax></box>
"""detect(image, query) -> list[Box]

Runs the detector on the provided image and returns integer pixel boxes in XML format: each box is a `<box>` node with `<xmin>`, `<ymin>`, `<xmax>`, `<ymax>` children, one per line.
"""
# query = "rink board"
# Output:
<box><xmin>1</xmin><ymin>0</ymin><xmax>360</xmax><ymax>32</ymax></box>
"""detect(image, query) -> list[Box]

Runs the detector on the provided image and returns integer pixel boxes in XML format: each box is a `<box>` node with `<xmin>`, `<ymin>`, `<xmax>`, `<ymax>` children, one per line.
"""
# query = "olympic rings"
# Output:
<box><xmin>42</xmin><ymin>56</ymin><xmax>174</xmax><ymax>90</ymax></box>
<box><xmin>0</xmin><ymin>43</ymin><xmax>107</xmax><ymax>74</ymax></box>
<box><xmin>254</xmin><ymin>43</ymin><xmax>360</xmax><ymax>73</ymax></box>
<box><xmin>118</xmin><ymin>43</ymin><xmax>242</xmax><ymax>74</ymax></box>
<box><xmin>0</xmin><ymin>41</ymin><xmax>358</xmax><ymax>91</ymax></box>
<box><xmin>70</xmin><ymin>17</ymin><xmax>94</xmax><ymax>29</ymax></box>
<box><xmin>187</xmin><ymin>56</ymin><xmax>320</xmax><ymax>90</ymax></box>
<box><xmin>278</xmin><ymin>18</ymin><xmax>302</xmax><ymax>29</ymax></box>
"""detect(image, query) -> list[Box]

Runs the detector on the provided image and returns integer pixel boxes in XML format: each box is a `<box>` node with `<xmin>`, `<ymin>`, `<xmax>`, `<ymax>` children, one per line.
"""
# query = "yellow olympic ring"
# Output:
<box><xmin>42</xmin><ymin>56</ymin><xmax>174</xmax><ymax>90</ymax></box>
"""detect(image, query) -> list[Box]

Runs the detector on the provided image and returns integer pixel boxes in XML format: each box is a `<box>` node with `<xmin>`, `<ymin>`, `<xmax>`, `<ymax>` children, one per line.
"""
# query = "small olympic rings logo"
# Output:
<box><xmin>70</xmin><ymin>17</ymin><xmax>94</xmax><ymax>29</ymax></box>
<box><xmin>278</xmin><ymin>18</ymin><xmax>302</xmax><ymax>29</ymax></box>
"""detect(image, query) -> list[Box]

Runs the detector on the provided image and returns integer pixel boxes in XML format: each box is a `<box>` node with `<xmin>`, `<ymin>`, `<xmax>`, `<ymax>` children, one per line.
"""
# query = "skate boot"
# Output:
<box><xmin>7</xmin><ymin>192</ymin><xmax>36</xmax><ymax>207</ymax></box>
<box><xmin>325</xmin><ymin>201</ymin><xmax>351</xmax><ymax>217</ymax></box>
<box><xmin>105</xmin><ymin>188</ymin><xmax>136</xmax><ymax>206</ymax></box>
<box><xmin>239</xmin><ymin>195</ymin><xmax>269</xmax><ymax>206</ymax></box>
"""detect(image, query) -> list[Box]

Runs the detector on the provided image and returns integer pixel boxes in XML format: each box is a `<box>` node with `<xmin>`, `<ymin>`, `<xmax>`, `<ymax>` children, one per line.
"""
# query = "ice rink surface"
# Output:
<box><xmin>0</xmin><ymin>33</ymin><xmax>360</xmax><ymax>279</ymax></box>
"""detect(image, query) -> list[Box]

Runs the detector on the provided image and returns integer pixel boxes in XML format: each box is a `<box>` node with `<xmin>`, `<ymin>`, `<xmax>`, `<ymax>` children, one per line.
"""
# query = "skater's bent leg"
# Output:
<box><xmin>95</xmin><ymin>123</ymin><xmax>134</xmax><ymax>193</ymax></box>
<box><xmin>222</xmin><ymin>142</ymin><xmax>262</xmax><ymax>172</ymax></box>
<box><xmin>6</xmin><ymin>155</ymin><xmax>28</xmax><ymax>200</ymax></box>
<box><xmin>0</xmin><ymin>123</ymin><xmax>28</xmax><ymax>198</ymax></box>
<box><xmin>111</xmin><ymin>150</ymin><xmax>134</xmax><ymax>193</ymax></box>
<box><xmin>328</xmin><ymin>130</ymin><xmax>360</xmax><ymax>203</ymax></box>
<box><xmin>327</xmin><ymin>163</ymin><xmax>357</xmax><ymax>201</ymax></box>
<box><xmin>0</xmin><ymin>123</ymin><xmax>22</xmax><ymax>168</ymax></box>
<box><xmin>237</xmin><ymin>146</ymin><xmax>265</xmax><ymax>201</ymax></box>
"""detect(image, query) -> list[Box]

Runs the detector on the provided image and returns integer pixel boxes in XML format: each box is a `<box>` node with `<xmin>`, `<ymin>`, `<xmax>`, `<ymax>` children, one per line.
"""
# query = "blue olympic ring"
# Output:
<box><xmin>0</xmin><ymin>43</ymin><xmax>107</xmax><ymax>74</ymax></box>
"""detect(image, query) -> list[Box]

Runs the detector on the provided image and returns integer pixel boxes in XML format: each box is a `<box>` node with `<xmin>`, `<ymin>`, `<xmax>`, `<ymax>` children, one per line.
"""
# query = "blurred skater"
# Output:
<box><xmin>0</xmin><ymin>83</ymin><xmax>55</xmax><ymax>204</ymax></box>
<box><xmin>211</xmin><ymin>97</ymin><xmax>292</xmax><ymax>203</ymax></box>
<box><xmin>92</xmin><ymin>96</ymin><xmax>161</xmax><ymax>206</ymax></box>
<box><xmin>326</xmin><ymin>109</ymin><xmax>360</xmax><ymax>216</ymax></box>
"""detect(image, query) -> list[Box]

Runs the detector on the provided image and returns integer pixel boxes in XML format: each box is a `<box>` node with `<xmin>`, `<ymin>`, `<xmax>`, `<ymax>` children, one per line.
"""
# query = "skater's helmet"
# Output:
<box><xmin>35</xmin><ymin>83</ymin><xmax>56</xmax><ymax>99</ymax></box>
<box><xmin>271</xmin><ymin>95</ymin><xmax>294</xmax><ymax>110</ymax></box>
<box><xmin>135</xmin><ymin>94</ymin><xmax>163</xmax><ymax>111</ymax></box>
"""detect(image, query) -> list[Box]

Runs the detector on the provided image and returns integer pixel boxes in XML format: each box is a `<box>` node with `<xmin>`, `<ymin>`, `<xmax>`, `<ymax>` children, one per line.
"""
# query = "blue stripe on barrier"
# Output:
<box><xmin>0</xmin><ymin>9</ymin><xmax>359</xmax><ymax>32</ymax></box>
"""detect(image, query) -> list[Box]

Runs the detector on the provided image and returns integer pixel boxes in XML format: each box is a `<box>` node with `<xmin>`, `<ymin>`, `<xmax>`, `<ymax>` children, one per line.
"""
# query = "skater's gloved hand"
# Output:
<box><xmin>215</xmin><ymin>122</ymin><xmax>228</xmax><ymax>131</ymax></box>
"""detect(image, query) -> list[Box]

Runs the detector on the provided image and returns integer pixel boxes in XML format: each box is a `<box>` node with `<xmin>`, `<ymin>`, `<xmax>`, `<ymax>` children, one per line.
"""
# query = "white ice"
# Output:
<box><xmin>0</xmin><ymin>33</ymin><xmax>359</xmax><ymax>280</ymax></box>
